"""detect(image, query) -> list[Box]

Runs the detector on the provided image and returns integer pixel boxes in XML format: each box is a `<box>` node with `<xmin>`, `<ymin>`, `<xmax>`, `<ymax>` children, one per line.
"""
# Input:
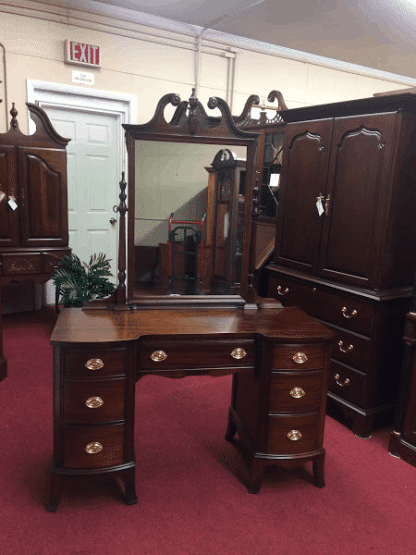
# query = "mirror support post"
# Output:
<box><xmin>114</xmin><ymin>171</ymin><xmax>128</xmax><ymax>305</ymax></box>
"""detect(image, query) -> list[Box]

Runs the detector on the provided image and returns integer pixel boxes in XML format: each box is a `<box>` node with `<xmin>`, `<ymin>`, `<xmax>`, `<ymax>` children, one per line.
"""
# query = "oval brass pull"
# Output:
<box><xmin>290</xmin><ymin>387</ymin><xmax>305</xmax><ymax>399</ymax></box>
<box><xmin>342</xmin><ymin>307</ymin><xmax>358</xmax><ymax>319</ymax></box>
<box><xmin>85</xmin><ymin>442</ymin><xmax>103</xmax><ymax>454</ymax></box>
<box><xmin>85</xmin><ymin>358</ymin><xmax>104</xmax><ymax>371</ymax></box>
<box><xmin>287</xmin><ymin>430</ymin><xmax>302</xmax><ymax>441</ymax></box>
<box><xmin>277</xmin><ymin>285</ymin><xmax>289</xmax><ymax>296</ymax></box>
<box><xmin>292</xmin><ymin>352</ymin><xmax>308</xmax><ymax>364</ymax></box>
<box><xmin>231</xmin><ymin>348</ymin><xmax>247</xmax><ymax>360</ymax></box>
<box><xmin>85</xmin><ymin>396</ymin><xmax>104</xmax><ymax>409</ymax></box>
<box><xmin>334</xmin><ymin>373</ymin><xmax>351</xmax><ymax>387</ymax></box>
<box><xmin>338</xmin><ymin>340</ymin><xmax>354</xmax><ymax>353</ymax></box>
<box><xmin>150</xmin><ymin>350</ymin><xmax>167</xmax><ymax>362</ymax></box>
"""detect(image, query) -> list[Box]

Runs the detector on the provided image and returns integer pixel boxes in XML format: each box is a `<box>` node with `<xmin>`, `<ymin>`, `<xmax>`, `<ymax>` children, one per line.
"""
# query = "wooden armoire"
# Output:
<box><xmin>265</xmin><ymin>93</ymin><xmax>416</xmax><ymax>437</ymax></box>
<box><xmin>0</xmin><ymin>103</ymin><xmax>70</xmax><ymax>381</ymax></box>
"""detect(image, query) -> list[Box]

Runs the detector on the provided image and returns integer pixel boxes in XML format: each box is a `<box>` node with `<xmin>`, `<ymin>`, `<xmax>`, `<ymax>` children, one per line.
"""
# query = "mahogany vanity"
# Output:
<box><xmin>48</xmin><ymin>91</ymin><xmax>334</xmax><ymax>511</ymax></box>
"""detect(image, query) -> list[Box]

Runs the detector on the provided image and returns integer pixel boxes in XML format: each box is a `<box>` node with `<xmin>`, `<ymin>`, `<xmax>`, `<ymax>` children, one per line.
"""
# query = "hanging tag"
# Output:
<box><xmin>0</xmin><ymin>189</ymin><xmax>6</xmax><ymax>203</ymax></box>
<box><xmin>316</xmin><ymin>195</ymin><xmax>324</xmax><ymax>216</ymax></box>
<box><xmin>8</xmin><ymin>196</ymin><xmax>18</xmax><ymax>211</ymax></box>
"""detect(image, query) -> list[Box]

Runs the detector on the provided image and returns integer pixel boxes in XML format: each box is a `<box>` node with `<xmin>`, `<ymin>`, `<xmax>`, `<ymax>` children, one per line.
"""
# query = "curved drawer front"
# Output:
<box><xmin>64</xmin><ymin>424</ymin><xmax>124</xmax><ymax>469</ymax></box>
<box><xmin>268</xmin><ymin>273</ymin><xmax>375</xmax><ymax>336</ymax></box>
<box><xmin>267</xmin><ymin>413</ymin><xmax>321</xmax><ymax>454</ymax></box>
<box><xmin>327</xmin><ymin>324</ymin><xmax>371</xmax><ymax>373</ymax></box>
<box><xmin>328</xmin><ymin>360</ymin><xmax>367</xmax><ymax>406</ymax></box>
<box><xmin>269</xmin><ymin>370</ymin><xmax>324</xmax><ymax>413</ymax></box>
<box><xmin>63</xmin><ymin>379</ymin><xmax>125</xmax><ymax>424</ymax></box>
<box><xmin>65</xmin><ymin>348</ymin><xmax>126</xmax><ymax>379</ymax></box>
<box><xmin>138</xmin><ymin>339</ymin><xmax>256</xmax><ymax>371</ymax></box>
<box><xmin>1</xmin><ymin>253</ymin><xmax>42</xmax><ymax>275</ymax></box>
<box><xmin>272</xmin><ymin>345</ymin><xmax>324</xmax><ymax>371</ymax></box>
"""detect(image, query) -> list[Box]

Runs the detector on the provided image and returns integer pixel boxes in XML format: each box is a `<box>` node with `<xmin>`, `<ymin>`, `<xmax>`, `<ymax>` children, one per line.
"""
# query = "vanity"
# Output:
<box><xmin>48</xmin><ymin>91</ymin><xmax>334</xmax><ymax>511</ymax></box>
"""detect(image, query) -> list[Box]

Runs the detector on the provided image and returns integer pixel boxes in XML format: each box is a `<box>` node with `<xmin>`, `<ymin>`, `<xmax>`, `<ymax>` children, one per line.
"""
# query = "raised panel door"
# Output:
<box><xmin>0</xmin><ymin>146</ymin><xmax>19</xmax><ymax>247</ymax></box>
<box><xmin>274</xmin><ymin>119</ymin><xmax>332</xmax><ymax>274</ymax></box>
<box><xmin>318</xmin><ymin>113</ymin><xmax>397</xmax><ymax>288</ymax></box>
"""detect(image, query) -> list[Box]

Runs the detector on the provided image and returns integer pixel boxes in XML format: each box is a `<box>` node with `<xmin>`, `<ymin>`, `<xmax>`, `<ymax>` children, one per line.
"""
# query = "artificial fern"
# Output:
<box><xmin>52</xmin><ymin>252</ymin><xmax>116</xmax><ymax>307</ymax></box>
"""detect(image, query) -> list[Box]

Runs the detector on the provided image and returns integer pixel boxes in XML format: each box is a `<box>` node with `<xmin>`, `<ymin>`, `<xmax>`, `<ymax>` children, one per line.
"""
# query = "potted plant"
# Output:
<box><xmin>52</xmin><ymin>252</ymin><xmax>116</xmax><ymax>308</ymax></box>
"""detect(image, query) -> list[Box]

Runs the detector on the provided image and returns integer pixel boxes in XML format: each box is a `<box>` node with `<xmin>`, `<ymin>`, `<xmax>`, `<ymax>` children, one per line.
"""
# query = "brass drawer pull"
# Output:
<box><xmin>277</xmin><ymin>285</ymin><xmax>289</xmax><ymax>296</ymax></box>
<box><xmin>338</xmin><ymin>340</ymin><xmax>354</xmax><ymax>353</ymax></box>
<box><xmin>85</xmin><ymin>442</ymin><xmax>103</xmax><ymax>454</ymax></box>
<box><xmin>287</xmin><ymin>430</ymin><xmax>302</xmax><ymax>441</ymax></box>
<box><xmin>85</xmin><ymin>396</ymin><xmax>104</xmax><ymax>409</ymax></box>
<box><xmin>231</xmin><ymin>348</ymin><xmax>247</xmax><ymax>360</ymax></box>
<box><xmin>290</xmin><ymin>387</ymin><xmax>305</xmax><ymax>399</ymax></box>
<box><xmin>342</xmin><ymin>306</ymin><xmax>358</xmax><ymax>319</ymax></box>
<box><xmin>150</xmin><ymin>350</ymin><xmax>168</xmax><ymax>362</ymax></box>
<box><xmin>334</xmin><ymin>373</ymin><xmax>350</xmax><ymax>387</ymax></box>
<box><xmin>292</xmin><ymin>352</ymin><xmax>308</xmax><ymax>364</ymax></box>
<box><xmin>85</xmin><ymin>358</ymin><xmax>104</xmax><ymax>371</ymax></box>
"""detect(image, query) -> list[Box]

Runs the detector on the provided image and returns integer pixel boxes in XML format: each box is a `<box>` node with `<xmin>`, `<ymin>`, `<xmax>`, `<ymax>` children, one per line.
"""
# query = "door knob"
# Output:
<box><xmin>109</xmin><ymin>218</ymin><xmax>117</xmax><ymax>225</ymax></box>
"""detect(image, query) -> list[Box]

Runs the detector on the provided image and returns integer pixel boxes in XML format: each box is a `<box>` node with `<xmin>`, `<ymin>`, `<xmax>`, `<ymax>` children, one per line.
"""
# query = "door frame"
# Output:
<box><xmin>26</xmin><ymin>80</ymin><xmax>136</xmax><ymax>303</ymax></box>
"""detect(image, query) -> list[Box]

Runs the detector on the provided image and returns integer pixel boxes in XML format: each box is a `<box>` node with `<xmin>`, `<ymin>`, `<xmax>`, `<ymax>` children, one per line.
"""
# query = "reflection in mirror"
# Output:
<box><xmin>134</xmin><ymin>141</ymin><xmax>246</xmax><ymax>297</ymax></box>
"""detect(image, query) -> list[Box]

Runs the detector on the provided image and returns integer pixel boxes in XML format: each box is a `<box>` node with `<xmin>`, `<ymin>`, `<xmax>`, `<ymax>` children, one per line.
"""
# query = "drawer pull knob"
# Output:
<box><xmin>342</xmin><ymin>307</ymin><xmax>358</xmax><ymax>319</ymax></box>
<box><xmin>85</xmin><ymin>358</ymin><xmax>104</xmax><ymax>371</ymax></box>
<box><xmin>85</xmin><ymin>442</ymin><xmax>103</xmax><ymax>454</ymax></box>
<box><xmin>334</xmin><ymin>373</ymin><xmax>351</xmax><ymax>387</ymax></box>
<box><xmin>277</xmin><ymin>285</ymin><xmax>289</xmax><ymax>296</ymax></box>
<box><xmin>292</xmin><ymin>352</ymin><xmax>308</xmax><ymax>364</ymax></box>
<box><xmin>150</xmin><ymin>350</ymin><xmax>168</xmax><ymax>362</ymax></box>
<box><xmin>290</xmin><ymin>387</ymin><xmax>305</xmax><ymax>399</ymax></box>
<box><xmin>231</xmin><ymin>348</ymin><xmax>247</xmax><ymax>360</ymax></box>
<box><xmin>85</xmin><ymin>396</ymin><xmax>104</xmax><ymax>409</ymax></box>
<box><xmin>338</xmin><ymin>340</ymin><xmax>354</xmax><ymax>353</ymax></box>
<box><xmin>287</xmin><ymin>430</ymin><xmax>302</xmax><ymax>441</ymax></box>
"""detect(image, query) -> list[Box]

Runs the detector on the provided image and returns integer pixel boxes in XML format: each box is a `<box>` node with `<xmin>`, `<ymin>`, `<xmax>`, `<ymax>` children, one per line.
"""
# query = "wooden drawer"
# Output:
<box><xmin>268</xmin><ymin>273</ymin><xmax>375</xmax><ymax>336</ymax></box>
<box><xmin>0</xmin><ymin>252</ymin><xmax>42</xmax><ymax>275</ymax></box>
<box><xmin>326</xmin><ymin>324</ymin><xmax>371</xmax><ymax>373</ymax></box>
<box><xmin>328</xmin><ymin>360</ymin><xmax>367</xmax><ymax>406</ymax></box>
<box><xmin>269</xmin><ymin>370</ymin><xmax>324</xmax><ymax>413</ymax></box>
<box><xmin>138</xmin><ymin>338</ymin><xmax>256</xmax><ymax>371</ymax></box>
<box><xmin>267</xmin><ymin>413</ymin><xmax>321</xmax><ymax>454</ymax></box>
<box><xmin>64</xmin><ymin>424</ymin><xmax>124</xmax><ymax>469</ymax></box>
<box><xmin>63</xmin><ymin>379</ymin><xmax>125</xmax><ymax>424</ymax></box>
<box><xmin>272</xmin><ymin>345</ymin><xmax>324</xmax><ymax>371</ymax></box>
<box><xmin>64</xmin><ymin>347</ymin><xmax>126</xmax><ymax>379</ymax></box>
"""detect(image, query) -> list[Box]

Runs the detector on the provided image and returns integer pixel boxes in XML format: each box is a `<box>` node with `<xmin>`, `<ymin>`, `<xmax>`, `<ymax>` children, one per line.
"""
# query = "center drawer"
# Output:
<box><xmin>138</xmin><ymin>338</ymin><xmax>256</xmax><ymax>371</ymax></box>
<box><xmin>269</xmin><ymin>370</ymin><xmax>324</xmax><ymax>413</ymax></box>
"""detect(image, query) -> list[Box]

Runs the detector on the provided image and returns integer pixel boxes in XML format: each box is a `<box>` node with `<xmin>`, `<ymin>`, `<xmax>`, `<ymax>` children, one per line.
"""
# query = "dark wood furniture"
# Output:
<box><xmin>388</xmin><ymin>311</ymin><xmax>416</xmax><ymax>466</ymax></box>
<box><xmin>264</xmin><ymin>93</ymin><xmax>416</xmax><ymax>437</ymax></box>
<box><xmin>49</xmin><ymin>304</ymin><xmax>334</xmax><ymax>511</ymax></box>
<box><xmin>0</xmin><ymin>103</ymin><xmax>70</xmax><ymax>381</ymax></box>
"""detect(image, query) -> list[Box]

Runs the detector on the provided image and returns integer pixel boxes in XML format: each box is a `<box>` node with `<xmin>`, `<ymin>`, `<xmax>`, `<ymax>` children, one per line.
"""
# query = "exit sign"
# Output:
<box><xmin>64</xmin><ymin>40</ymin><xmax>101</xmax><ymax>67</ymax></box>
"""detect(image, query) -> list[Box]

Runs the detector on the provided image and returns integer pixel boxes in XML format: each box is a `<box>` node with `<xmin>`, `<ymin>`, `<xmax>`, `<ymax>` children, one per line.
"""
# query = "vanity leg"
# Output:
<box><xmin>123</xmin><ymin>467</ymin><xmax>138</xmax><ymax>505</ymax></box>
<box><xmin>47</xmin><ymin>472</ymin><xmax>61</xmax><ymax>512</ymax></box>
<box><xmin>247</xmin><ymin>459</ymin><xmax>265</xmax><ymax>494</ymax></box>
<box><xmin>313</xmin><ymin>452</ymin><xmax>325</xmax><ymax>488</ymax></box>
<box><xmin>225</xmin><ymin>412</ymin><xmax>237</xmax><ymax>442</ymax></box>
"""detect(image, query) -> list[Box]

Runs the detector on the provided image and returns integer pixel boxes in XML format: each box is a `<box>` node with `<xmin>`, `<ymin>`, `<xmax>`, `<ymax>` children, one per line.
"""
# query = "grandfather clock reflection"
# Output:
<box><xmin>209</xmin><ymin>149</ymin><xmax>246</xmax><ymax>295</ymax></box>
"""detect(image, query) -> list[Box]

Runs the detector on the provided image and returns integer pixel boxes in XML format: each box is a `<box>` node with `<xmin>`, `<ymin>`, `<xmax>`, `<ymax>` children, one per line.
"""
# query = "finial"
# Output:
<box><xmin>10</xmin><ymin>103</ymin><xmax>18</xmax><ymax>129</ymax></box>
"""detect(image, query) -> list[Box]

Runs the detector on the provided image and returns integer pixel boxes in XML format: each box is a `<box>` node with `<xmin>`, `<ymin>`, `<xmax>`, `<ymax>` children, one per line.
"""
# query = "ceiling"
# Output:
<box><xmin>85</xmin><ymin>0</ymin><xmax>416</xmax><ymax>80</ymax></box>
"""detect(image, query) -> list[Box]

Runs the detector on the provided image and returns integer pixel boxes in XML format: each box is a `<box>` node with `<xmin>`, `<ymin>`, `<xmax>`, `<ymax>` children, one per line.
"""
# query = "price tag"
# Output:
<box><xmin>0</xmin><ymin>189</ymin><xmax>5</xmax><ymax>203</ymax></box>
<box><xmin>316</xmin><ymin>195</ymin><xmax>324</xmax><ymax>216</ymax></box>
<box><xmin>8</xmin><ymin>197</ymin><xmax>18</xmax><ymax>211</ymax></box>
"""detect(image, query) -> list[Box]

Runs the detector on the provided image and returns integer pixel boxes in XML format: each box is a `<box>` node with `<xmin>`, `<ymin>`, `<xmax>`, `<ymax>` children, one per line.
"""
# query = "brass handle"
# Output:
<box><xmin>287</xmin><ymin>430</ymin><xmax>302</xmax><ymax>441</ymax></box>
<box><xmin>292</xmin><ymin>352</ymin><xmax>308</xmax><ymax>364</ymax></box>
<box><xmin>85</xmin><ymin>396</ymin><xmax>104</xmax><ymax>409</ymax></box>
<box><xmin>338</xmin><ymin>340</ymin><xmax>354</xmax><ymax>353</ymax></box>
<box><xmin>290</xmin><ymin>387</ymin><xmax>305</xmax><ymax>399</ymax></box>
<box><xmin>85</xmin><ymin>442</ymin><xmax>103</xmax><ymax>454</ymax></box>
<box><xmin>231</xmin><ymin>348</ymin><xmax>247</xmax><ymax>360</ymax></box>
<box><xmin>277</xmin><ymin>285</ymin><xmax>289</xmax><ymax>296</ymax></box>
<box><xmin>85</xmin><ymin>358</ymin><xmax>104</xmax><ymax>371</ymax></box>
<box><xmin>150</xmin><ymin>350</ymin><xmax>168</xmax><ymax>362</ymax></box>
<box><xmin>334</xmin><ymin>373</ymin><xmax>351</xmax><ymax>387</ymax></box>
<box><xmin>342</xmin><ymin>307</ymin><xmax>358</xmax><ymax>319</ymax></box>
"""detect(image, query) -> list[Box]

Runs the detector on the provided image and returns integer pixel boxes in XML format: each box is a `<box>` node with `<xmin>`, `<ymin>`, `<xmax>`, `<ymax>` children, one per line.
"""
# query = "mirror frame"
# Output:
<box><xmin>122</xmin><ymin>90</ymin><xmax>261</xmax><ymax>308</ymax></box>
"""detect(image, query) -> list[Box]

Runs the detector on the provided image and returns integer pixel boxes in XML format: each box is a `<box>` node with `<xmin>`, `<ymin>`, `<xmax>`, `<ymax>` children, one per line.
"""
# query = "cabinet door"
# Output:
<box><xmin>318</xmin><ymin>114</ymin><xmax>397</xmax><ymax>288</ymax></box>
<box><xmin>17</xmin><ymin>146</ymin><xmax>68</xmax><ymax>247</ymax></box>
<box><xmin>0</xmin><ymin>146</ymin><xmax>20</xmax><ymax>247</ymax></box>
<box><xmin>274</xmin><ymin>119</ymin><xmax>332</xmax><ymax>274</ymax></box>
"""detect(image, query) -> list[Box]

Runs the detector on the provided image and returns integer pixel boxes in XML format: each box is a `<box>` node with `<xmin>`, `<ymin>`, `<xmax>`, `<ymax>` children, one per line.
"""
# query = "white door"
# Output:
<box><xmin>44</xmin><ymin>107</ymin><xmax>120</xmax><ymax>282</ymax></box>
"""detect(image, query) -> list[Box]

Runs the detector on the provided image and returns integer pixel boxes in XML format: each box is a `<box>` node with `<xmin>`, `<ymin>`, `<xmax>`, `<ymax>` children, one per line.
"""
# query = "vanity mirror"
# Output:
<box><xmin>121</xmin><ymin>90</ymin><xmax>261</xmax><ymax>308</ymax></box>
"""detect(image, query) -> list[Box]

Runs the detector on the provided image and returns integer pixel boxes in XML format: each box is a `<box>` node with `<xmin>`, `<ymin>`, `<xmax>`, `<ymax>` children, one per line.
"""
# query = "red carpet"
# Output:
<box><xmin>1</xmin><ymin>308</ymin><xmax>416</xmax><ymax>555</ymax></box>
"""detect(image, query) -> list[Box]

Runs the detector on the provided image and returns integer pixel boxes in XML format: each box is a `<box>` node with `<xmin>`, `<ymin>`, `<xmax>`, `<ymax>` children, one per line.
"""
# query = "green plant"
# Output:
<box><xmin>52</xmin><ymin>252</ymin><xmax>116</xmax><ymax>307</ymax></box>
